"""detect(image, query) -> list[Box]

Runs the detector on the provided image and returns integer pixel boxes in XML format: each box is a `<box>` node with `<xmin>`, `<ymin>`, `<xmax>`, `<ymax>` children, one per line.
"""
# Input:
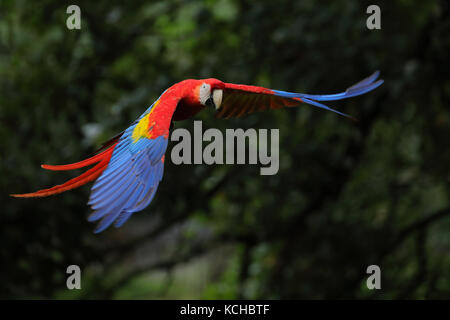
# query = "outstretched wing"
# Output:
<box><xmin>216</xmin><ymin>71</ymin><xmax>383</xmax><ymax>119</ymax></box>
<box><xmin>87</xmin><ymin>95</ymin><xmax>174</xmax><ymax>233</ymax></box>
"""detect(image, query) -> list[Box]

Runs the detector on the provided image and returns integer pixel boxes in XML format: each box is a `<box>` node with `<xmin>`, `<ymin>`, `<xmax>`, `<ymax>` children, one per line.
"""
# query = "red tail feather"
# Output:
<box><xmin>10</xmin><ymin>142</ymin><xmax>118</xmax><ymax>198</ymax></box>
<box><xmin>40</xmin><ymin>146</ymin><xmax>114</xmax><ymax>171</ymax></box>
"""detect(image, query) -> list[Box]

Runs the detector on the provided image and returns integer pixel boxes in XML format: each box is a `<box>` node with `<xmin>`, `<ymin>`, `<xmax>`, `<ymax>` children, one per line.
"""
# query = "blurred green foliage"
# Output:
<box><xmin>1</xmin><ymin>0</ymin><xmax>449</xmax><ymax>299</ymax></box>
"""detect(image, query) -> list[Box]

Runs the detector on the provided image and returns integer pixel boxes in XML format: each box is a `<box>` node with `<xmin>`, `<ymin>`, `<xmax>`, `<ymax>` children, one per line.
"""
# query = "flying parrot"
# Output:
<box><xmin>11</xmin><ymin>71</ymin><xmax>383</xmax><ymax>233</ymax></box>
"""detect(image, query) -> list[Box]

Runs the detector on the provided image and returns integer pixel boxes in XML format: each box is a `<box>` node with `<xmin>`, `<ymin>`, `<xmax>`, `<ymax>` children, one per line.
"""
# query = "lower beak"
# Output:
<box><xmin>205</xmin><ymin>97</ymin><xmax>215</xmax><ymax>109</ymax></box>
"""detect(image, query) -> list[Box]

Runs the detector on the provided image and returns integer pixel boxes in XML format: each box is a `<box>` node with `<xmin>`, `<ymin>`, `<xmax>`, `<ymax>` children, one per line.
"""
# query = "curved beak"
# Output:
<box><xmin>205</xmin><ymin>89</ymin><xmax>223</xmax><ymax>110</ymax></box>
<box><xmin>212</xmin><ymin>89</ymin><xmax>223</xmax><ymax>110</ymax></box>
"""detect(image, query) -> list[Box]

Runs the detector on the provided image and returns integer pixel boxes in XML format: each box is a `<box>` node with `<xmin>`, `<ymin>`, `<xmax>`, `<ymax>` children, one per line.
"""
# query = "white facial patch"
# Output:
<box><xmin>199</xmin><ymin>83</ymin><xmax>211</xmax><ymax>105</ymax></box>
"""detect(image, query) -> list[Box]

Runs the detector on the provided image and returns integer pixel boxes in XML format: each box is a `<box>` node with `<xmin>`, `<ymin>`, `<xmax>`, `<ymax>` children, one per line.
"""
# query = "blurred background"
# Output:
<box><xmin>1</xmin><ymin>0</ymin><xmax>449</xmax><ymax>299</ymax></box>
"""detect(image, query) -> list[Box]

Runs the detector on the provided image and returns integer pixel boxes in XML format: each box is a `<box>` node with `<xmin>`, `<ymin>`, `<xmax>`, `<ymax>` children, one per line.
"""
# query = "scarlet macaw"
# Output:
<box><xmin>11</xmin><ymin>71</ymin><xmax>383</xmax><ymax>233</ymax></box>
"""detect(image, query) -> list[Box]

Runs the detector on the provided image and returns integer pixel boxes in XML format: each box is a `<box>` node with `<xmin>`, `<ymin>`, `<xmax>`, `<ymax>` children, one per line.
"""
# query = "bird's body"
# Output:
<box><xmin>12</xmin><ymin>72</ymin><xmax>383</xmax><ymax>233</ymax></box>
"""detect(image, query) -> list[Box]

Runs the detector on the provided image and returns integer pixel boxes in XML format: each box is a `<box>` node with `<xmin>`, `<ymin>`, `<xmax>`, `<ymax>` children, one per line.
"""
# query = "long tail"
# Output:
<box><xmin>10</xmin><ymin>140</ymin><xmax>119</xmax><ymax>198</ymax></box>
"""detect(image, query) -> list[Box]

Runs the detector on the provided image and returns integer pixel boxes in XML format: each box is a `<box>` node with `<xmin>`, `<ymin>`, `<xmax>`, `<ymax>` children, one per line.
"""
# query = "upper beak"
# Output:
<box><xmin>212</xmin><ymin>89</ymin><xmax>223</xmax><ymax>110</ymax></box>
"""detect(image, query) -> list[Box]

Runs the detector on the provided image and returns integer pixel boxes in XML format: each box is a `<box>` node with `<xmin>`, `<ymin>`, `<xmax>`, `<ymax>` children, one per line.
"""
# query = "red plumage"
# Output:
<box><xmin>10</xmin><ymin>141</ymin><xmax>118</xmax><ymax>198</ymax></box>
<box><xmin>11</xmin><ymin>73</ymin><xmax>383</xmax><ymax>232</ymax></box>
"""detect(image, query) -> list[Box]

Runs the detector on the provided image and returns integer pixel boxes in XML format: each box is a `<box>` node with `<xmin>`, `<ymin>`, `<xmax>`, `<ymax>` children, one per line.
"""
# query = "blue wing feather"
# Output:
<box><xmin>272</xmin><ymin>71</ymin><xmax>383</xmax><ymax>119</ymax></box>
<box><xmin>88</xmin><ymin>136</ymin><xmax>168</xmax><ymax>233</ymax></box>
<box><xmin>114</xmin><ymin>211</ymin><xmax>135</xmax><ymax>228</ymax></box>
<box><xmin>87</xmin><ymin>95</ymin><xmax>169</xmax><ymax>233</ymax></box>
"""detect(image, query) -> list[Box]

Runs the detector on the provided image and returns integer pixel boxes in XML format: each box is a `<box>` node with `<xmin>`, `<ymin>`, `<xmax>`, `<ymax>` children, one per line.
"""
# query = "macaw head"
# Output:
<box><xmin>172</xmin><ymin>78</ymin><xmax>226</xmax><ymax>121</ymax></box>
<box><xmin>193</xmin><ymin>78</ymin><xmax>225</xmax><ymax>110</ymax></box>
